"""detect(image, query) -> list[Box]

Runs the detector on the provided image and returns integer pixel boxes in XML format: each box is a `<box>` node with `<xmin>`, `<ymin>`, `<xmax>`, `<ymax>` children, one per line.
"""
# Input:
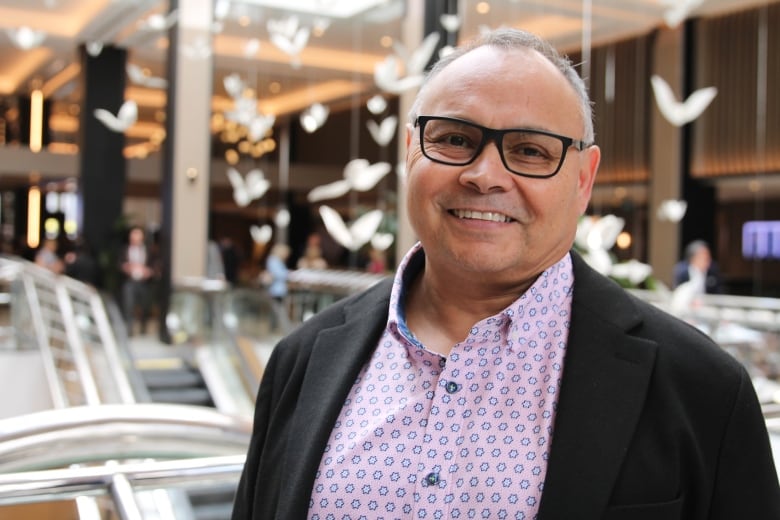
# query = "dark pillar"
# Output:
<box><xmin>423</xmin><ymin>0</ymin><xmax>459</xmax><ymax>70</ymax></box>
<box><xmin>680</xmin><ymin>21</ymin><xmax>716</xmax><ymax>253</ymax></box>
<box><xmin>77</xmin><ymin>45</ymin><xmax>127</xmax><ymax>269</ymax></box>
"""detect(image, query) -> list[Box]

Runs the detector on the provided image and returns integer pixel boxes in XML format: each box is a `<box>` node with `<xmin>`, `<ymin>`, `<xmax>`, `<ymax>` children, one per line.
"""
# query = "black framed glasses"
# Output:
<box><xmin>415</xmin><ymin>115</ymin><xmax>591</xmax><ymax>179</ymax></box>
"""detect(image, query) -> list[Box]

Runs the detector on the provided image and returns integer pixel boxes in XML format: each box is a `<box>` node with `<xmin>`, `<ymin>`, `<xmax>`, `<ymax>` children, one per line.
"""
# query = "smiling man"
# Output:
<box><xmin>231</xmin><ymin>28</ymin><xmax>780</xmax><ymax>519</ymax></box>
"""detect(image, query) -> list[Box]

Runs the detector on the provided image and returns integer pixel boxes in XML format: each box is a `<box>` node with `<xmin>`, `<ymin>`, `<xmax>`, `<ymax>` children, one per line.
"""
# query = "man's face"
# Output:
<box><xmin>404</xmin><ymin>46</ymin><xmax>600</xmax><ymax>286</ymax></box>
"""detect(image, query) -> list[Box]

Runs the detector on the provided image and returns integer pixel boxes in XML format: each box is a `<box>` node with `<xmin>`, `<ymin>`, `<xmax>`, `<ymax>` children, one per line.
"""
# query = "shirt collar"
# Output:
<box><xmin>387</xmin><ymin>243</ymin><xmax>574</xmax><ymax>352</ymax></box>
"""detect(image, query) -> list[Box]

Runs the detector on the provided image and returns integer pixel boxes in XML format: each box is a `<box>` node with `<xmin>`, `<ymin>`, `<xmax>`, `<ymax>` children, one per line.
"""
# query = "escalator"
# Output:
<box><xmin>137</xmin><ymin>354</ymin><xmax>215</xmax><ymax>408</ymax></box>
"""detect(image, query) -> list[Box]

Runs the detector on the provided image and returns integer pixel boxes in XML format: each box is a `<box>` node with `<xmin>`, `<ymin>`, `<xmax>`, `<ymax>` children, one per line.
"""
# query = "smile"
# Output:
<box><xmin>451</xmin><ymin>209</ymin><xmax>513</xmax><ymax>223</ymax></box>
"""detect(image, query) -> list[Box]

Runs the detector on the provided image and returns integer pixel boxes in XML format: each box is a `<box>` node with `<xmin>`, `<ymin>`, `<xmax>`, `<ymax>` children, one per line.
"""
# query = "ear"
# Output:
<box><xmin>405</xmin><ymin>122</ymin><xmax>413</xmax><ymax>148</ymax></box>
<box><xmin>577</xmin><ymin>145</ymin><xmax>601</xmax><ymax>214</ymax></box>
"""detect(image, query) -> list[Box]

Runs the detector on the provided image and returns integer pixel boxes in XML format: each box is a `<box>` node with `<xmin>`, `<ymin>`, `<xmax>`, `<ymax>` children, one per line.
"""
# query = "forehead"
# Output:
<box><xmin>419</xmin><ymin>46</ymin><xmax>581</xmax><ymax>131</ymax></box>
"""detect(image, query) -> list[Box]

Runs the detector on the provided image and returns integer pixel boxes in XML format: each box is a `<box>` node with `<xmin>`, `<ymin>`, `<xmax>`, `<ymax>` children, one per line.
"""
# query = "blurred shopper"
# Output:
<box><xmin>64</xmin><ymin>237</ymin><xmax>100</xmax><ymax>287</ymax></box>
<box><xmin>34</xmin><ymin>239</ymin><xmax>64</xmax><ymax>274</ymax></box>
<box><xmin>119</xmin><ymin>226</ymin><xmax>158</xmax><ymax>336</ymax></box>
<box><xmin>673</xmin><ymin>239</ymin><xmax>722</xmax><ymax>294</ymax></box>
<box><xmin>265</xmin><ymin>243</ymin><xmax>291</xmax><ymax>332</ymax></box>
<box><xmin>297</xmin><ymin>234</ymin><xmax>328</xmax><ymax>270</ymax></box>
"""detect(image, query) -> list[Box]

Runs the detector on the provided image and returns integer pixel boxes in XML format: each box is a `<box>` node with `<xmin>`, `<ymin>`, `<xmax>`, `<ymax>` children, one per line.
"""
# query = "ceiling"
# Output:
<box><xmin>0</xmin><ymin>0</ymin><xmax>773</xmax><ymax>155</ymax></box>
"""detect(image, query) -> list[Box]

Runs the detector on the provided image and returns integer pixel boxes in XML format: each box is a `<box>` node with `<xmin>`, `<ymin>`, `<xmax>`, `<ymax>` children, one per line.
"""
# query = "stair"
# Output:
<box><xmin>138</xmin><ymin>360</ymin><xmax>215</xmax><ymax>408</ymax></box>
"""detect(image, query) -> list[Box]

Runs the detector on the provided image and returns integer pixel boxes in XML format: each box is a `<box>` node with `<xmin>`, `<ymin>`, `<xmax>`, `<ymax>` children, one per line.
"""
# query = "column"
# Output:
<box><xmin>159</xmin><ymin>0</ymin><xmax>214</xmax><ymax>342</ymax></box>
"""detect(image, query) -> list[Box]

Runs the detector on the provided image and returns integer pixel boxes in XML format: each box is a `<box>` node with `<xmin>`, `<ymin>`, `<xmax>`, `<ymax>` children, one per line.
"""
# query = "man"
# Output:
<box><xmin>673</xmin><ymin>239</ymin><xmax>722</xmax><ymax>294</ymax></box>
<box><xmin>231</xmin><ymin>28</ymin><xmax>779</xmax><ymax>519</ymax></box>
<box><xmin>119</xmin><ymin>226</ymin><xmax>158</xmax><ymax>335</ymax></box>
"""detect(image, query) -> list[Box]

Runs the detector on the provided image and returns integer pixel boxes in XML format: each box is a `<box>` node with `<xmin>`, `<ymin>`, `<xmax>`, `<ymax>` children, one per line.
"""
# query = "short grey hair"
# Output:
<box><xmin>408</xmin><ymin>28</ymin><xmax>595</xmax><ymax>144</ymax></box>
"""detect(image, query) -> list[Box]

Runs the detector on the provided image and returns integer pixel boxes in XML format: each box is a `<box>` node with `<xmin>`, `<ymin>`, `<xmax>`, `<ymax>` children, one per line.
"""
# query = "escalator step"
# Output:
<box><xmin>141</xmin><ymin>368</ymin><xmax>205</xmax><ymax>389</ymax></box>
<box><xmin>148</xmin><ymin>387</ymin><xmax>214</xmax><ymax>407</ymax></box>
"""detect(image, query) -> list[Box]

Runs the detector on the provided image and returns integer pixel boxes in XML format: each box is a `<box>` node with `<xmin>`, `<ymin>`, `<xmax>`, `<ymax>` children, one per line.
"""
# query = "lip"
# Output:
<box><xmin>449</xmin><ymin>209</ymin><xmax>515</xmax><ymax>223</ymax></box>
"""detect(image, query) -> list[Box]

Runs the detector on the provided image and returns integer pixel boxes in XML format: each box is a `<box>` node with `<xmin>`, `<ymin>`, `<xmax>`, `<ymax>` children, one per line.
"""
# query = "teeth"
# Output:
<box><xmin>453</xmin><ymin>209</ymin><xmax>511</xmax><ymax>222</ymax></box>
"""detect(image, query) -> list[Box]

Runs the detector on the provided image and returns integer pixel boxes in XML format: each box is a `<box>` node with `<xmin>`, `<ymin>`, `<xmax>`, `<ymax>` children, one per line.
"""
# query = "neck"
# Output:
<box><xmin>404</xmin><ymin>265</ymin><xmax>534</xmax><ymax>356</ymax></box>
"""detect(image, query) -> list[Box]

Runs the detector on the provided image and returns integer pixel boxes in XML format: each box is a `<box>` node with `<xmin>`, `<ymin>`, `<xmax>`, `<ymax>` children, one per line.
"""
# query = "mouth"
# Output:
<box><xmin>450</xmin><ymin>209</ymin><xmax>514</xmax><ymax>223</ymax></box>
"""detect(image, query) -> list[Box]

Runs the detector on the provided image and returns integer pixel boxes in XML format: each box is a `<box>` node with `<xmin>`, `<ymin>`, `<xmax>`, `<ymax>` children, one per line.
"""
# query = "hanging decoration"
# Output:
<box><xmin>307</xmin><ymin>158</ymin><xmax>392</xmax><ymax>203</ymax></box>
<box><xmin>319</xmin><ymin>206</ymin><xmax>384</xmax><ymax>252</ymax></box>
<box><xmin>94</xmin><ymin>100</ymin><xmax>138</xmax><ymax>133</ymax></box>
<box><xmin>651</xmin><ymin>74</ymin><xmax>717</xmax><ymax>127</ymax></box>
<box><xmin>660</xmin><ymin>0</ymin><xmax>706</xmax><ymax>29</ymax></box>
<box><xmin>366</xmin><ymin>95</ymin><xmax>387</xmax><ymax>115</ymax></box>
<box><xmin>370</xmin><ymin>232</ymin><xmax>394</xmax><ymax>252</ymax></box>
<box><xmin>374</xmin><ymin>32</ymin><xmax>440</xmax><ymax>94</ymax></box>
<box><xmin>5</xmin><ymin>27</ymin><xmax>46</xmax><ymax>50</ymax></box>
<box><xmin>366</xmin><ymin>115</ymin><xmax>397</xmax><ymax>147</ymax></box>
<box><xmin>300</xmin><ymin>103</ymin><xmax>330</xmax><ymax>133</ymax></box>
<box><xmin>137</xmin><ymin>10</ymin><xmax>178</xmax><ymax>32</ymax></box>
<box><xmin>127</xmin><ymin>63</ymin><xmax>167</xmax><ymax>89</ymax></box>
<box><xmin>250</xmin><ymin>224</ymin><xmax>273</xmax><ymax>245</ymax></box>
<box><xmin>267</xmin><ymin>15</ymin><xmax>311</xmax><ymax>68</ymax></box>
<box><xmin>656</xmin><ymin>199</ymin><xmax>688</xmax><ymax>222</ymax></box>
<box><xmin>226</xmin><ymin>167</ymin><xmax>270</xmax><ymax>207</ymax></box>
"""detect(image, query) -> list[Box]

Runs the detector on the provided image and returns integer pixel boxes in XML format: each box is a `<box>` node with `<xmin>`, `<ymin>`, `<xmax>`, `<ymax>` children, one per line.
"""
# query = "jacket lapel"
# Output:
<box><xmin>277</xmin><ymin>280</ymin><xmax>392</xmax><ymax>518</ymax></box>
<box><xmin>538</xmin><ymin>254</ymin><xmax>658</xmax><ymax>519</ymax></box>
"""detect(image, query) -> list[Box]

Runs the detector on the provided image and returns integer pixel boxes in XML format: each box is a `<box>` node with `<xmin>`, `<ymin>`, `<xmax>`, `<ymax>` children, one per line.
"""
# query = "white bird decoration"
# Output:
<box><xmin>659</xmin><ymin>0</ymin><xmax>706</xmax><ymax>29</ymax></box>
<box><xmin>138</xmin><ymin>10</ymin><xmax>178</xmax><ymax>32</ymax></box>
<box><xmin>440</xmin><ymin>14</ymin><xmax>462</xmax><ymax>32</ymax></box>
<box><xmin>247</xmin><ymin>113</ymin><xmax>276</xmax><ymax>142</ymax></box>
<box><xmin>85</xmin><ymin>41</ymin><xmax>104</xmax><ymax>57</ymax></box>
<box><xmin>268</xmin><ymin>16</ymin><xmax>310</xmax><ymax>67</ymax></box>
<box><xmin>223</xmin><ymin>74</ymin><xmax>246</xmax><ymax>99</ymax></box>
<box><xmin>574</xmin><ymin>214</ymin><xmax>626</xmax><ymax>276</ymax></box>
<box><xmin>609</xmin><ymin>259</ymin><xmax>653</xmax><ymax>286</ymax></box>
<box><xmin>6</xmin><ymin>27</ymin><xmax>46</xmax><ymax>50</ymax></box>
<box><xmin>651</xmin><ymin>74</ymin><xmax>717</xmax><ymax>127</ymax></box>
<box><xmin>371</xmin><ymin>232</ymin><xmax>395</xmax><ymax>252</ymax></box>
<box><xmin>367</xmin><ymin>116</ymin><xmax>398</xmax><ymax>147</ymax></box>
<box><xmin>250</xmin><ymin>224</ymin><xmax>273</xmax><ymax>245</ymax></box>
<box><xmin>307</xmin><ymin>180</ymin><xmax>351</xmax><ymax>203</ymax></box>
<box><xmin>366</xmin><ymin>95</ymin><xmax>387</xmax><ymax>115</ymax></box>
<box><xmin>375</xmin><ymin>32</ymin><xmax>440</xmax><ymax>94</ymax></box>
<box><xmin>127</xmin><ymin>63</ymin><xmax>167</xmax><ymax>89</ymax></box>
<box><xmin>300</xmin><ymin>103</ymin><xmax>329</xmax><ymax>133</ymax></box>
<box><xmin>275</xmin><ymin>208</ymin><xmax>291</xmax><ymax>229</ymax></box>
<box><xmin>307</xmin><ymin>159</ymin><xmax>391</xmax><ymax>203</ymax></box>
<box><xmin>180</xmin><ymin>36</ymin><xmax>212</xmax><ymax>60</ymax></box>
<box><xmin>94</xmin><ymin>100</ymin><xmax>138</xmax><ymax>133</ymax></box>
<box><xmin>319</xmin><ymin>206</ymin><xmax>384</xmax><ymax>251</ymax></box>
<box><xmin>243</xmin><ymin>38</ymin><xmax>261</xmax><ymax>57</ymax></box>
<box><xmin>226</xmin><ymin>167</ymin><xmax>270</xmax><ymax>207</ymax></box>
<box><xmin>656</xmin><ymin>199</ymin><xmax>688</xmax><ymax>222</ymax></box>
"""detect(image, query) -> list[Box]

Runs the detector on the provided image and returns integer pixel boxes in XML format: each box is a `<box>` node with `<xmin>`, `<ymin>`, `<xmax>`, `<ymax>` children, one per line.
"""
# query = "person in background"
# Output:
<box><xmin>297</xmin><ymin>234</ymin><xmax>328</xmax><ymax>270</ymax></box>
<box><xmin>673</xmin><ymin>239</ymin><xmax>722</xmax><ymax>294</ymax></box>
<box><xmin>265</xmin><ymin>243</ymin><xmax>291</xmax><ymax>332</ymax></box>
<box><xmin>365</xmin><ymin>246</ymin><xmax>387</xmax><ymax>274</ymax></box>
<box><xmin>34</xmin><ymin>238</ymin><xmax>64</xmax><ymax>274</ymax></box>
<box><xmin>119</xmin><ymin>226</ymin><xmax>158</xmax><ymax>336</ymax></box>
<box><xmin>64</xmin><ymin>237</ymin><xmax>100</xmax><ymax>287</ymax></box>
<box><xmin>219</xmin><ymin>236</ymin><xmax>241</xmax><ymax>285</ymax></box>
<box><xmin>231</xmin><ymin>28</ymin><xmax>779</xmax><ymax>519</ymax></box>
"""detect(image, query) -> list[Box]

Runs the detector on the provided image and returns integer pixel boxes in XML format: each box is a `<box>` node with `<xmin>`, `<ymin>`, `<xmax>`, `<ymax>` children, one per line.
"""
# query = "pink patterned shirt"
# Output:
<box><xmin>309</xmin><ymin>244</ymin><xmax>574</xmax><ymax>519</ymax></box>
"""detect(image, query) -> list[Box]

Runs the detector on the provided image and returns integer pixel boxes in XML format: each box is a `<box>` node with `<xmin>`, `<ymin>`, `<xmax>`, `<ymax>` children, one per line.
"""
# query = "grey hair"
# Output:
<box><xmin>408</xmin><ymin>28</ymin><xmax>595</xmax><ymax>144</ymax></box>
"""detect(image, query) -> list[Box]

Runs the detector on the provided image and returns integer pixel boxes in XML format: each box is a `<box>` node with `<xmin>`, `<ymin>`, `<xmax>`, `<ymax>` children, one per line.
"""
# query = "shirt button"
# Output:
<box><xmin>445</xmin><ymin>381</ymin><xmax>459</xmax><ymax>394</ymax></box>
<box><xmin>425</xmin><ymin>472</ymin><xmax>440</xmax><ymax>486</ymax></box>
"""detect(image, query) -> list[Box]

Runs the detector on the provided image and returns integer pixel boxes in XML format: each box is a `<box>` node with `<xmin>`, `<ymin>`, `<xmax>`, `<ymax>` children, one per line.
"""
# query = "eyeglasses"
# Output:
<box><xmin>414</xmin><ymin>115</ymin><xmax>591</xmax><ymax>179</ymax></box>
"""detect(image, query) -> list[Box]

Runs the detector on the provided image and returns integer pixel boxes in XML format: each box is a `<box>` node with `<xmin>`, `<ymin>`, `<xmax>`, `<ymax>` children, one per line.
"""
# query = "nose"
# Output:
<box><xmin>458</xmin><ymin>139</ymin><xmax>515</xmax><ymax>194</ymax></box>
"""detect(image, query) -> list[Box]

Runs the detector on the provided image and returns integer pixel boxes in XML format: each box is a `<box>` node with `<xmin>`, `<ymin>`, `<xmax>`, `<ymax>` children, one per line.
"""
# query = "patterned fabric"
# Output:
<box><xmin>309</xmin><ymin>243</ymin><xmax>574</xmax><ymax>519</ymax></box>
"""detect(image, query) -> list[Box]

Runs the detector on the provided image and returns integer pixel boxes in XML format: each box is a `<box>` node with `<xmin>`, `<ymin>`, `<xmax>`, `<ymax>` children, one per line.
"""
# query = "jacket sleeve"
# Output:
<box><xmin>709</xmin><ymin>368</ymin><xmax>780</xmax><ymax>519</ymax></box>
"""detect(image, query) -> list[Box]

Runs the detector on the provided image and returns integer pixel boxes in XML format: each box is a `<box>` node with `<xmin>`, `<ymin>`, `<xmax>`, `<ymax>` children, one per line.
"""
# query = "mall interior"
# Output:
<box><xmin>0</xmin><ymin>0</ymin><xmax>780</xmax><ymax>517</ymax></box>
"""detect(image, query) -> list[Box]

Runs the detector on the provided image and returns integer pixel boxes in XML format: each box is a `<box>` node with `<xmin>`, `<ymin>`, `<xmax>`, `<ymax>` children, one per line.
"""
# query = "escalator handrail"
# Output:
<box><xmin>0</xmin><ymin>454</ymin><xmax>246</xmax><ymax>506</ymax></box>
<box><xmin>0</xmin><ymin>403</ymin><xmax>252</xmax><ymax>473</ymax></box>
